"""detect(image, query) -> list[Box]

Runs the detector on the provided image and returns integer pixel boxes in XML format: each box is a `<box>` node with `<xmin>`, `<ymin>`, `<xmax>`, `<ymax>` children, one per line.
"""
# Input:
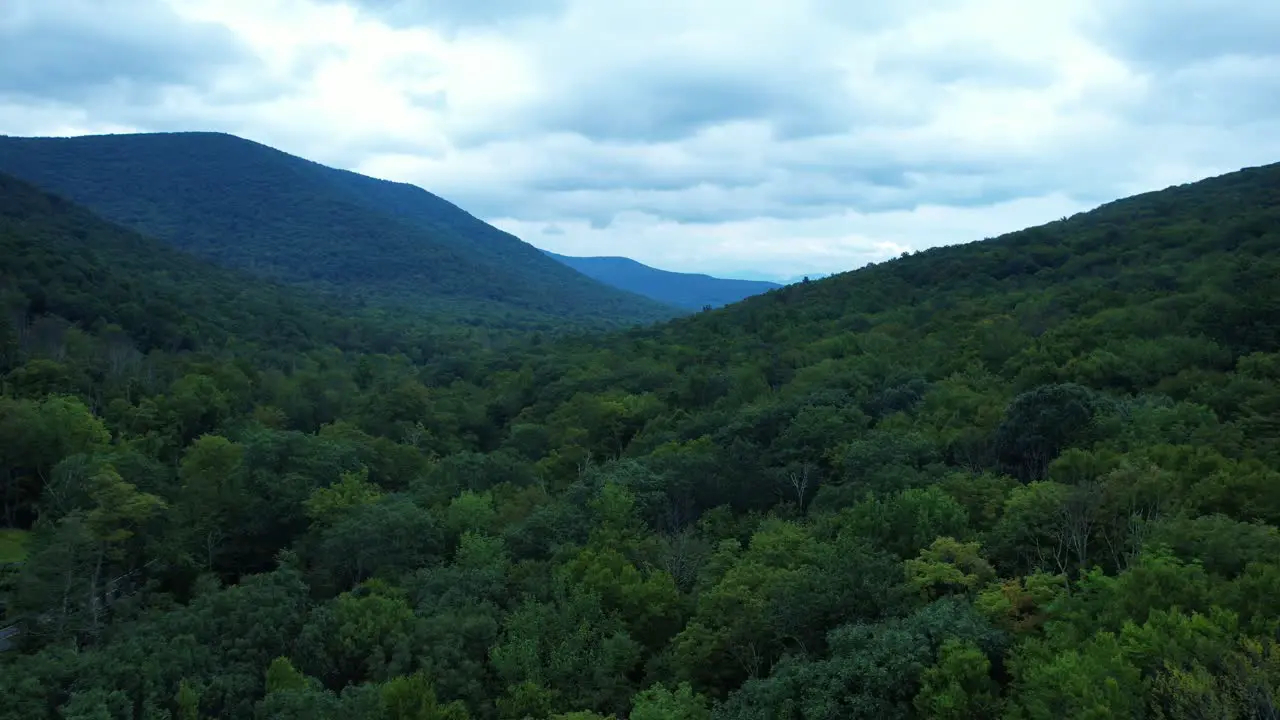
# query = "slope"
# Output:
<box><xmin>494</xmin><ymin>159</ymin><xmax>1280</xmax><ymax>490</ymax></box>
<box><xmin>541</xmin><ymin>249</ymin><xmax>782</xmax><ymax>309</ymax></box>
<box><xmin>0</xmin><ymin>171</ymin><xmax>471</xmax><ymax>365</ymax></box>
<box><xmin>0</xmin><ymin>131</ymin><xmax>678</xmax><ymax>331</ymax></box>
<box><xmin>684</xmin><ymin>159</ymin><xmax>1280</xmax><ymax>359</ymax></box>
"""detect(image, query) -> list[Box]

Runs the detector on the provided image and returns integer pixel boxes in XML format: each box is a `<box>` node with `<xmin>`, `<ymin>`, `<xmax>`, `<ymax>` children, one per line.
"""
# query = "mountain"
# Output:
<box><xmin>0</xmin><ymin>131</ymin><xmax>679</xmax><ymax>332</ymax></box>
<box><xmin>3</xmin><ymin>159</ymin><xmax>1280</xmax><ymax>718</ymax></box>
<box><xmin>726</xmin><ymin>269</ymin><xmax>833</xmax><ymax>284</ymax></box>
<box><xmin>541</xmin><ymin>249</ymin><xmax>782</xmax><ymax>309</ymax></box>
<box><xmin>0</xmin><ymin>171</ymin><xmax>479</xmax><ymax>366</ymax></box>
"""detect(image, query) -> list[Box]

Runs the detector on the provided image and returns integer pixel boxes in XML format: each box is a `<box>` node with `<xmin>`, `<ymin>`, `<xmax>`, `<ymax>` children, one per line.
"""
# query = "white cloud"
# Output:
<box><xmin>490</xmin><ymin>192</ymin><xmax>1086</xmax><ymax>279</ymax></box>
<box><xmin>1</xmin><ymin>0</ymin><xmax>1278</xmax><ymax>281</ymax></box>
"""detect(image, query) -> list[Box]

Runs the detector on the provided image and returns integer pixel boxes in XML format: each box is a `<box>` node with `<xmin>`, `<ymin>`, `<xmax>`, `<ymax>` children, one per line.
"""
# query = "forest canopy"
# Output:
<box><xmin>1</xmin><ymin>160</ymin><xmax>1279</xmax><ymax>719</ymax></box>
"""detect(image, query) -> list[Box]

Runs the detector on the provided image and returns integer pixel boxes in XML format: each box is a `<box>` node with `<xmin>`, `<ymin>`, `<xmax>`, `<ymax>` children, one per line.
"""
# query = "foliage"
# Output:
<box><xmin>1</xmin><ymin>158</ymin><xmax>1279</xmax><ymax>719</ymax></box>
<box><xmin>0</xmin><ymin>528</ymin><xmax>27</xmax><ymax>564</ymax></box>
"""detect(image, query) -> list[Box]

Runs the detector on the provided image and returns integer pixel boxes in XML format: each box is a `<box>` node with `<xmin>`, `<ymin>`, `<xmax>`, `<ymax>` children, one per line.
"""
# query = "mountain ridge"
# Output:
<box><xmin>0</xmin><ymin>131</ymin><xmax>679</xmax><ymax>332</ymax></box>
<box><xmin>540</xmin><ymin>249</ymin><xmax>782</xmax><ymax>309</ymax></box>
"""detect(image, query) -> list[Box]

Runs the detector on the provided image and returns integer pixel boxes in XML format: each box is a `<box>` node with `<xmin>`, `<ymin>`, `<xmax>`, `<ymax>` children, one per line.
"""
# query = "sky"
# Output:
<box><xmin>2</xmin><ymin>0</ymin><xmax>1278</xmax><ymax>282</ymax></box>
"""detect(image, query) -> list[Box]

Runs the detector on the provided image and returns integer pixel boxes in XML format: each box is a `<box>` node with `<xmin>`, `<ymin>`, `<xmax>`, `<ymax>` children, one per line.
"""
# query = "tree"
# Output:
<box><xmin>489</xmin><ymin>586</ymin><xmax>643</xmax><ymax>716</ymax></box>
<box><xmin>715</xmin><ymin>598</ymin><xmax>1006</xmax><ymax>720</ymax></box>
<box><xmin>913</xmin><ymin>639</ymin><xmax>1001</xmax><ymax>719</ymax></box>
<box><xmin>0</xmin><ymin>395</ymin><xmax>110</xmax><ymax>524</ymax></box>
<box><xmin>631</xmin><ymin>682</ymin><xmax>710</xmax><ymax>720</ymax></box>
<box><xmin>12</xmin><ymin>464</ymin><xmax>165</xmax><ymax>645</ymax></box>
<box><xmin>177</xmin><ymin>434</ymin><xmax>246</xmax><ymax>572</ymax></box>
<box><xmin>305</xmin><ymin>466</ymin><xmax>383</xmax><ymax>527</ymax></box>
<box><xmin>905</xmin><ymin>537</ymin><xmax>996</xmax><ymax>600</ymax></box>
<box><xmin>314</xmin><ymin>495</ymin><xmax>443</xmax><ymax>589</ymax></box>
<box><xmin>776</xmin><ymin>462</ymin><xmax>815</xmax><ymax>514</ymax></box>
<box><xmin>380</xmin><ymin>672</ymin><xmax>471</xmax><ymax>720</ymax></box>
<box><xmin>994</xmin><ymin>383</ymin><xmax>1111</xmax><ymax>481</ymax></box>
<box><xmin>1004</xmin><ymin>631</ymin><xmax>1143</xmax><ymax>720</ymax></box>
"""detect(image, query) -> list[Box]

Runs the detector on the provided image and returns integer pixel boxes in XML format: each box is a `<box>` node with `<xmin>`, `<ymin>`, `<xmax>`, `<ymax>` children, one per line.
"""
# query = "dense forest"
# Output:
<box><xmin>0</xmin><ymin>132</ymin><xmax>678</xmax><ymax>333</ymax></box>
<box><xmin>0</xmin><ymin>157</ymin><xmax>1278</xmax><ymax>719</ymax></box>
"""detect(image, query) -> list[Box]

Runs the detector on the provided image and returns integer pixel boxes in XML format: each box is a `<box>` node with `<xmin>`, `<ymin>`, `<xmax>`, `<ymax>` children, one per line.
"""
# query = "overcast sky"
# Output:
<box><xmin>2</xmin><ymin>0</ymin><xmax>1278</xmax><ymax>281</ymax></box>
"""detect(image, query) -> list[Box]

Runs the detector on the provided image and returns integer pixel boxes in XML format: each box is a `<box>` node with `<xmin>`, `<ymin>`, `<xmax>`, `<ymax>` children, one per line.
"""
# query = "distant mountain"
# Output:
<box><xmin>726</xmin><ymin>270</ymin><xmax>831</xmax><ymax>284</ymax></box>
<box><xmin>542</xmin><ymin>250</ymin><xmax>782</xmax><ymax>309</ymax></box>
<box><xmin>0</xmin><ymin>132</ymin><xmax>678</xmax><ymax>332</ymax></box>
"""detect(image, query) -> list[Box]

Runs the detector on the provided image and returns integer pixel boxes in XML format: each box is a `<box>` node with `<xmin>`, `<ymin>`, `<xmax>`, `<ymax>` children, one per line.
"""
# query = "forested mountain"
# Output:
<box><xmin>0</xmin><ymin>132</ymin><xmax>678</xmax><ymax>331</ymax></box>
<box><xmin>541</xmin><ymin>250</ymin><xmax>782</xmax><ymax>309</ymax></box>
<box><xmin>1</xmin><ymin>159</ymin><xmax>1279</xmax><ymax>719</ymax></box>
<box><xmin>0</xmin><ymin>172</ymin><xmax>489</xmax><ymax>365</ymax></box>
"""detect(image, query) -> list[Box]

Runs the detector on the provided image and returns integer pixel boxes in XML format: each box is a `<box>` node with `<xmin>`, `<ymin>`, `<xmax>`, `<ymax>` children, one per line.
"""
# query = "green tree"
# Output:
<box><xmin>177</xmin><ymin>434</ymin><xmax>246</xmax><ymax>571</ymax></box>
<box><xmin>913</xmin><ymin>638</ymin><xmax>1001</xmax><ymax>719</ymax></box>
<box><xmin>631</xmin><ymin>682</ymin><xmax>711</xmax><ymax>720</ymax></box>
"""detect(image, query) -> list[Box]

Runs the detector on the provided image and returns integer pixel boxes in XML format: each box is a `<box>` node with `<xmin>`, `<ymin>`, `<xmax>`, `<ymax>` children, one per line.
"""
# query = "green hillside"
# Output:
<box><xmin>0</xmin><ymin>132</ymin><xmax>678</xmax><ymax>331</ymax></box>
<box><xmin>0</xmin><ymin>172</ymin><xmax>489</xmax><ymax>366</ymax></box>
<box><xmin>1</xmin><ymin>160</ymin><xmax>1279</xmax><ymax>719</ymax></box>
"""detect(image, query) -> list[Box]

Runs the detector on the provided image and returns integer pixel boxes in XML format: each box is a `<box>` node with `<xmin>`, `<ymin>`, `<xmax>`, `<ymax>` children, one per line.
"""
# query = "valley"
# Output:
<box><xmin>1</xmin><ymin>143</ymin><xmax>1279</xmax><ymax>718</ymax></box>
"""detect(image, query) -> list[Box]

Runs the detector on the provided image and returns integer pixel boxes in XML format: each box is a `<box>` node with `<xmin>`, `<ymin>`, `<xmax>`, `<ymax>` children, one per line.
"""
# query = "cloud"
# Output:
<box><xmin>330</xmin><ymin>0</ymin><xmax>570</xmax><ymax>30</ymax></box>
<box><xmin>526</xmin><ymin>66</ymin><xmax>857</xmax><ymax>144</ymax></box>
<box><xmin>1</xmin><ymin>0</ymin><xmax>1278</xmax><ymax>280</ymax></box>
<box><xmin>1085</xmin><ymin>0</ymin><xmax>1280</xmax><ymax>130</ymax></box>
<box><xmin>427</xmin><ymin>1</ymin><xmax>947</xmax><ymax>147</ymax></box>
<box><xmin>1090</xmin><ymin>0</ymin><xmax>1280</xmax><ymax>71</ymax></box>
<box><xmin>872</xmin><ymin>37</ymin><xmax>1057</xmax><ymax>89</ymax></box>
<box><xmin>1137</xmin><ymin>56</ymin><xmax>1280</xmax><ymax>127</ymax></box>
<box><xmin>0</xmin><ymin>0</ymin><xmax>257</xmax><ymax>104</ymax></box>
<box><xmin>488</xmin><ymin>190</ymin><xmax>1087</xmax><ymax>281</ymax></box>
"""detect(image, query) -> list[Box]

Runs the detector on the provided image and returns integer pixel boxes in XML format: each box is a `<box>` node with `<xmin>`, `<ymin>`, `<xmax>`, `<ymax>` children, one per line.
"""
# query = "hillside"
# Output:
<box><xmin>0</xmin><ymin>172</ymin><xmax>487</xmax><ymax>367</ymax></box>
<box><xmin>0</xmin><ymin>132</ymin><xmax>678</xmax><ymax>331</ymax></box>
<box><xmin>542</xmin><ymin>249</ymin><xmax>782</xmax><ymax>309</ymax></box>
<box><xmin>1</xmin><ymin>160</ymin><xmax>1280</xmax><ymax>719</ymax></box>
